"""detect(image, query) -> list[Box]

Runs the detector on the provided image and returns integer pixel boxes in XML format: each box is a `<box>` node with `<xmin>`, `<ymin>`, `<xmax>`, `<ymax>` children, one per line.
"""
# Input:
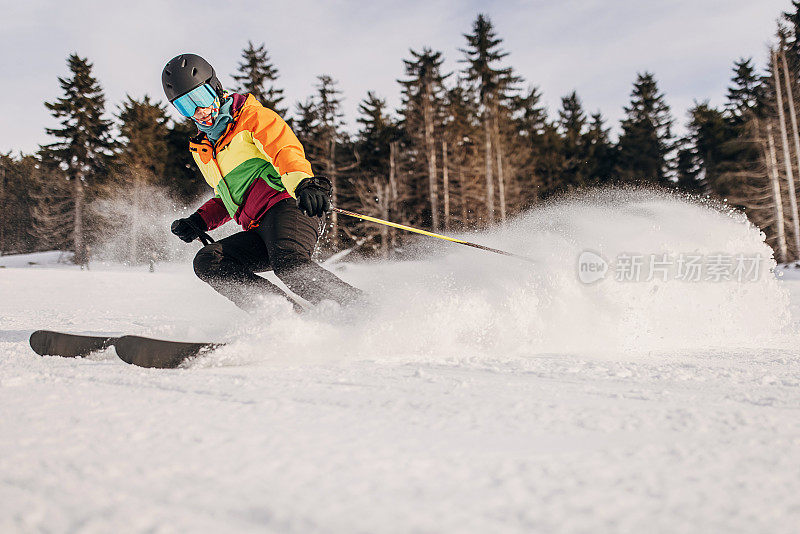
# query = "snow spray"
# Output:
<box><xmin>198</xmin><ymin>189</ymin><xmax>797</xmax><ymax>367</ymax></box>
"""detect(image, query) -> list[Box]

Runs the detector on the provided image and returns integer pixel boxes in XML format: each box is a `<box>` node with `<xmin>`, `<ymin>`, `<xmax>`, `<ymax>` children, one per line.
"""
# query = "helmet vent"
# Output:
<box><xmin>191</xmin><ymin>67</ymin><xmax>197</xmax><ymax>77</ymax></box>
<box><xmin>164</xmin><ymin>69</ymin><xmax>171</xmax><ymax>76</ymax></box>
<box><xmin>180</xmin><ymin>58</ymin><xmax>187</xmax><ymax>67</ymax></box>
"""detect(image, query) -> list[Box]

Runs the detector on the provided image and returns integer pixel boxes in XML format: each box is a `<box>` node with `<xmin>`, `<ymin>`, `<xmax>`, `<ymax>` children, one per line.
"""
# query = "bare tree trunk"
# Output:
<box><xmin>483</xmin><ymin>102</ymin><xmax>495</xmax><ymax>226</ymax></box>
<box><xmin>73</xmin><ymin>171</ymin><xmax>86</xmax><ymax>266</ymax></box>
<box><xmin>423</xmin><ymin>95</ymin><xmax>439</xmax><ymax>230</ymax></box>
<box><xmin>493</xmin><ymin>113</ymin><xmax>507</xmax><ymax>223</ymax></box>
<box><xmin>773</xmin><ymin>49</ymin><xmax>800</xmax><ymax>258</ymax></box>
<box><xmin>442</xmin><ymin>140</ymin><xmax>450</xmax><ymax>232</ymax></box>
<box><xmin>766</xmin><ymin>121</ymin><xmax>789</xmax><ymax>263</ymax></box>
<box><xmin>379</xmin><ymin>182</ymin><xmax>389</xmax><ymax>259</ymax></box>
<box><xmin>389</xmin><ymin>141</ymin><xmax>399</xmax><ymax>251</ymax></box>
<box><xmin>781</xmin><ymin>49</ymin><xmax>800</xmax><ymax>258</ymax></box>
<box><xmin>327</xmin><ymin>135</ymin><xmax>338</xmax><ymax>249</ymax></box>
<box><xmin>458</xmin><ymin>166</ymin><xmax>468</xmax><ymax>228</ymax></box>
<box><xmin>128</xmin><ymin>171</ymin><xmax>144</xmax><ymax>264</ymax></box>
<box><xmin>0</xmin><ymin>162</ymin><xmax>5</xmax><ymax>255</ymax></box>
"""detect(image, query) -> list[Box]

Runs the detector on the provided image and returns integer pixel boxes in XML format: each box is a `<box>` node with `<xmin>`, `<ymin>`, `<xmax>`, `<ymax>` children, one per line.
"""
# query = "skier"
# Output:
<box><xmin>162</xmin><ymin>53</ymin><xmax>361</xmax><ymax>312</ymax></box>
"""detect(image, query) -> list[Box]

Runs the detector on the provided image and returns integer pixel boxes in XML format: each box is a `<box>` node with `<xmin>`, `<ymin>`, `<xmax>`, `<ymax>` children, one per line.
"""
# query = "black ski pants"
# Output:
<box><xmin>192</xmin><ymin>198</ymin><xmax>361</xmax><ymax>311</ymax></box>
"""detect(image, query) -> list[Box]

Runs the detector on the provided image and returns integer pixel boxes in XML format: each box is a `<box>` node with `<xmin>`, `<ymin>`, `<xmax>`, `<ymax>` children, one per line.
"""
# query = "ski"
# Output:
<box><xmin>29</xmin><ymin>330</ymin><xmax>117</xmax><ymax>358</ymax></box>
<box><xmin>113</xmin><ymin>335</ymin><xmax>222</xmax><ymax>369</ymax></box>
<box><xmin>29</xmin><ymin>330</ymin><xmax>221</xmax><ymax>369</ymax></box>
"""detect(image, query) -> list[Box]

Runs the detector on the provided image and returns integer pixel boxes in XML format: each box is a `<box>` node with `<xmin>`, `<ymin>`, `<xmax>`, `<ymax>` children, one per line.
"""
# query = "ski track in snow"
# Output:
<box><xmin>2</xmin><ymin>190</ymin><xmax>800</xmax><ymax>533</ymax></box>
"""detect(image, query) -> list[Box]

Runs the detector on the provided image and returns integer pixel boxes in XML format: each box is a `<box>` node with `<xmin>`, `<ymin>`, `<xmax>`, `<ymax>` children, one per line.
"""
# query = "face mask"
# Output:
<box><xmin>193</xmin><ymin>96</ymin><xmax>220</xmax><ymax>127</ymax></box>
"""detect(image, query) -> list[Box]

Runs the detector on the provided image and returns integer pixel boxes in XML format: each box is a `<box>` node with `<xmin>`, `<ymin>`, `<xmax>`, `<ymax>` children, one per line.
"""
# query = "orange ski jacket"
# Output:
<box><xmin>190</xmin><ymin>93</ymin><xmax>313</xmax><ymax>230</ymax></box>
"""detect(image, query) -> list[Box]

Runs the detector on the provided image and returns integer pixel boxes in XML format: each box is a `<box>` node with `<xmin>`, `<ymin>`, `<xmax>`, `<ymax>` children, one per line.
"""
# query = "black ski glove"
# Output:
<box><xmin>294</xmin><ymin>176</ymin><xmax>332</xmax><ymax>217</ymax></box>
<box><xmin>171</xmin><ymin>212</ymin><xmax>207</xmax><ymax>243</ymax></box>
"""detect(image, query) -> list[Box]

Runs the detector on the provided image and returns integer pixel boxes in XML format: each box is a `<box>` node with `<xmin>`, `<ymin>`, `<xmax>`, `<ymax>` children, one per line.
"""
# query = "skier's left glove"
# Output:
<box><xmin>294</xmin><ymin>176</ymin><xmax>332</xmax><ymax>217</ymax></box>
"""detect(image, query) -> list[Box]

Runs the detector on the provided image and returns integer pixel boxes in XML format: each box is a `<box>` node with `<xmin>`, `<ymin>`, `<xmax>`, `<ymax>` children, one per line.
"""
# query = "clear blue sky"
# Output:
<box><xmin>0</xmin><ymin>0</ymin><xmax>791</xmax><ymax>155</ymax></box>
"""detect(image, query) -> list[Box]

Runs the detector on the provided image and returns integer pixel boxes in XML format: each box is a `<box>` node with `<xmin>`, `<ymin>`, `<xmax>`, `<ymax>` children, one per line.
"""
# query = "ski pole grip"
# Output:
<box><xmin>197</xmin><ymin>232</ymin><xmax>214</xmax><ymax>246</ymax></box>
<box><xmin>185</xmin><ymin>218</ymin><xmax>215</xmax><ymax>246</ymax></box>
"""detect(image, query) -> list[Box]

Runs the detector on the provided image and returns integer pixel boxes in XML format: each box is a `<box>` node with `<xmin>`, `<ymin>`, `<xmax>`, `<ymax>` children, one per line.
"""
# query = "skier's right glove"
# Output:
<box><xmin>294</xmin><ymin>176</ymin><xmax>332</xmax><ymax>217</ymax></box>
<box><xmin>171</xmin><ymin>212</ymin><xmax>207</xmax><ymax>243</ymax></box>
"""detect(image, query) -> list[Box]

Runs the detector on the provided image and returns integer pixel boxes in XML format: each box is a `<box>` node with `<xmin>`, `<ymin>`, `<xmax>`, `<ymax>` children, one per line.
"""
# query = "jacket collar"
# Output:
<box><xmin>189</xmin><ymin>92</ymin><xmax>249</xmax><ymax>145</ymax></box>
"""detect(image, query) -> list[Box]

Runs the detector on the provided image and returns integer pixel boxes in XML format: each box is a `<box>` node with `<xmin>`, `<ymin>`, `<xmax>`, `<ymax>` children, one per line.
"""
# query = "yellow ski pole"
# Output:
<box><xmin>331</xmin><ymin>207</ymin><xmax>535</xmax><ymax>263</ymax></box>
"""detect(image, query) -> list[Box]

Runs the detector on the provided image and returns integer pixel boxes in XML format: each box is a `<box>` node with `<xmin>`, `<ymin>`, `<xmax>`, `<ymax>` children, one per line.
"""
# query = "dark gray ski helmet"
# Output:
<box><xmin>161</xmin><ymin>53</ymin><xmax>223</xmax><ymax>101</ymax></box>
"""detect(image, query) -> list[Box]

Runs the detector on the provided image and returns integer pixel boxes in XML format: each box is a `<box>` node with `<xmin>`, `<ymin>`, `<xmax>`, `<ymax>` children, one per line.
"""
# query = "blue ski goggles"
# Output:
<box><xmin>172</xmin><ymin>84</ymin><xmax>217</xmax><ymax>117</ymax></box>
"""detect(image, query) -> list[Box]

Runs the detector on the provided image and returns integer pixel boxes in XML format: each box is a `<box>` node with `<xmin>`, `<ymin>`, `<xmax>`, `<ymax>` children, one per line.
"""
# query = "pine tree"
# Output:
<box><xmin>293</xmin><ymin>78</ymin><xmax>345</xmax><ymax>175</ymax></box>
<box><xmin>443</xmin><ymin>82</ymin><xmax>480</xmax><ymax>229</ymax></box>
<box><xmin>675</xmin><ymin>137</ymin><xmax>701</xmax><ymax>193</ymax></box>
<box><xmin>316</xmin><ymin>75</ymin><xmax>346</xmax><ymax>144</ymax></box>
<box><xmin>515</xmin><ymin>86</ymin><xmax>548</xmax><ymax>139</ymax></box>
<box><xmin>0</xmin><ymin>155</ymin><xmax>11</xmax><ymax>254</ymax></box>
<box><xmin>584</xmin><ymin>112</ymin><xmax>615</xmax><ymax>185</ymax></box>
<box><xmin>715</xmin><ymin>57</ymin><xmax>767</xmax><ymax>204</ymax></box>
<box><xmin>30</xmin><ymin>151</ymin><xmax>73</xmax><ymax>254</ymax></box>
<box><xmin>295</xmin><ymin>75</ymin><xmax>353</xmax><ymax>249</ymax></box>
<box><xmin>0</xmin><ymin>155</ymin><xmax>38</xmax><ymax>254</ymax></box>
<box><xmin>165</xmin><ymin>116</ymin><xmax>205</xmax><ymax>202</ymax></box>
<box><xmin>559</xmin><ymin>92</ymin><xmax>587</xmax><ymax>139</ymax></box>
<box><xmin>557</xmin><ymin>91</ymin><xmax>589</xmax><ymax>188</ymax></box>
<box><xmin>782</xmin><ymin>1</ymin><xmax>800</xmax><ymax>75</ymax></box>
<box><xmin>537</xmin><ymin>124</ymin><xmax>567</xmax><ymax>198</ymax></box>
<box><xmin>353</xmin><ymin>91</ymin><xmax>403</xmax><ymax>255</ymax></box>
<box><xmin>616</xmin><ymin>72</ymin><xmax>674</xmax><ymax>185</ymax></box>
<box><xmin>709</xmin><ymin>52</ymin><xmax>787</xmax><ymax>255</ymax></box>
<box><xmin>40</xmin><ymin>53</ymin><xmax>113</xmax><ymax>265</ymax></box>
<box><xmin>513</xmin><ymin>86</ymin><xmax>553</xmax><ymax>202</ymax></box>
<box><xmin>677</xmin><ymin>102</ymin><xmax>730</xmax><ymax>194</ymax></box>
<box><xmin>292</xmin><ymin>97</ymin><xmax>318</xmax><ymax>143</ymax></box>
<box><xmin>116</xmin><ymin>96</ymin><xmax>169</xmax><ymax>177</ymax></box>
<box><xmin>357</xmin><ymin>91</ymin><xmax>393</xmax><ymax>174</ymax></box>
<box><xmin>725</xmin><ymin>58</ymin><xmax>763</xmax><ymax>123</ymax></box>
<box><xmin>232</xmin><ymin>41</ymin><xmax>286</xmax><ymax>115</ymax></box>
<box><xmin>313</xmin><ymin>75</ymin><xmax>348</xmax><ymax>194</ymax></box>
<box><xmin>398</xmin><ymin>47</ymin><xmax>450</xmax><ymax>230</ymax></box>
<box><xmin>460</xmin><ymin>14</ymin><xmax>517</xmax><ymax>106</ymax></box>
<box><xmin>101</xmin><ymin>95</ymin><xmax>171</xmax><ymax>263</ymax></box>
<box><xmin>461</xmin><ymin>14</ymin><xmax>520</xmax><ymax>224</ymax></box>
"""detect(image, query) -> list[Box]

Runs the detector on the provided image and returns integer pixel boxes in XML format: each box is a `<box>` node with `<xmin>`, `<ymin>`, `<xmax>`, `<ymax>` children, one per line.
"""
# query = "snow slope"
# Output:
<box><xmin>2</xmin><ymin>190</ymin><xmax>800</xmax><ymax>533</ymax></box>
